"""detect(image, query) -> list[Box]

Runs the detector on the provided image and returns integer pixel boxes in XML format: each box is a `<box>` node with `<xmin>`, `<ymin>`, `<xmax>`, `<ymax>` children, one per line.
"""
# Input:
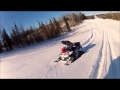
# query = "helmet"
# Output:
<box><xmin>61</xmin><ymin>47</ymin><xmax>67</xmax><ymax>53</ymax></box>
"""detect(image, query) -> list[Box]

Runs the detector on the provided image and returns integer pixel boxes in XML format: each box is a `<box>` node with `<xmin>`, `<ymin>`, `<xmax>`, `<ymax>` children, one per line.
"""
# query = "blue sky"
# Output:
<box><xmin>0</xmin><ymin>11</ymin><xmax>110</xmax><ymax>34</ymax></box>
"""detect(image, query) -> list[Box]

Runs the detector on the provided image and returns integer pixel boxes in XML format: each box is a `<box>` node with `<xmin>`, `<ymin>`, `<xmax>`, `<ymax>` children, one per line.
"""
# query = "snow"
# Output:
<box><xmin>0</xmin><ymin>18</ymin><xmax>120</xmax><ymax>79</ymax></box>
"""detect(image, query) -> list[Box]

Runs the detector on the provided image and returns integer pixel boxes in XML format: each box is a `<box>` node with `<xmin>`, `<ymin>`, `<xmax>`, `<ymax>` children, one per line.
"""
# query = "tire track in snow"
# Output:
<box><xmin>89</xmin><ymin>31</ymin><xmax>104</xmax><ymax>78</ymax></box>
<box><xmin>102</xmin><ymin>31</ymin><xmax>113</xmax><ymax>78</ymax></box>
<box><xmin>81</xmin><ymin>26</ymin><xmax>97</xmax><ymax>56</ymax></box>
<box><xmin>88</xmin><ymin>20</ymin><xmax>109</xmax><ymax>79</ymax></box>
<box><xmin>82</xmin><ymin>28</ymin><xmax>96</xmax><ymax>48</ymax></box>
<box><xmin>104</xmin><ymin>30</ymin><xmax>120</xmax><ymax>78</ymax></box>
<box><xmin>89</xmin><ymin>30</ymin><xmax>113</xmax><ymax>79</ymax></box>
<box><xmin>82</xmin><ymin>20</ymin><xmax>97</xmax><ymax>47</ymax></box>
<box><xmin>96</xmin><ymin>31</ymin><xmax>112</xmax><ymax>78</ymax></box>
<box><xmin>82</xmin><ymin>29</ymin><xmax>93</xmax><ymax>46</ymax></box>
<box><xmin>95</xmin><ymin>22</ymin><xmax>119</xmax><ymax>78</ymax></box>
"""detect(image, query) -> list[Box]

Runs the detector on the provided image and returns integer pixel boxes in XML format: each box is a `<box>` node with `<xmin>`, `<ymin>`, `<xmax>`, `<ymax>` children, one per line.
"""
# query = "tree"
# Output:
<box><xmin>10</xmin><ymin>23</ymin><xmax>23</xmax><ymax>48</ymax></box>
<box><xmin>0</xmin><ymin>41</ymin><xmax>3</xmax><ymax>52</ymax></box>
<box><xmin>63</xmin><ymin>16</ymin><xmax>71</xmax><ymax>32</ymax></box>
<box><xmin>39</xmin><ymin>21</ymin><xmax>49</xmax><ymax>40</ymax></box>
<box><xmin>0</xmin><ymin>26</ymin><xmax>3</xmax><ymax>52</ymax></box>
<box><xmin>2</xmin><ymin>28</ymin><xmax>12</xmax><ymax>51</ymax></box>
<box><xmin>19</xmin><ymin>23</ymin><xmax>27</xmax><ymax>46</ymax></box>
<box><xmin>53</xmin><ymin>18</ymin><xmax>62</xmax><ymax>36</ymax></box>
<box><xmin>72</xmin><ymin>13</ymin><xmax>79</xmax><ymax>25</ymax></box>
<box><xmin>79</xmin><ymin>13</ymin><xmax>86</xmax><ymax>21</ymax></box>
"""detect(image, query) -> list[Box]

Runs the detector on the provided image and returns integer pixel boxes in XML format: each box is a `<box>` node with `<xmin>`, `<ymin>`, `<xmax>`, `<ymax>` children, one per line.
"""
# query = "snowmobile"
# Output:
<box><xmin>54</xmin><ymin>41</ymin><xmax>82</xmax><ymax>65</ymax></box>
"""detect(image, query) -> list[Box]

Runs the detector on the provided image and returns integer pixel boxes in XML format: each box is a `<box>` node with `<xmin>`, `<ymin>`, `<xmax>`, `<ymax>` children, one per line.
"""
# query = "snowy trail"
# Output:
<box><xmin>0</xmin><ymin>18</ymin><xmax>120</xmax><ymax>79</ymax></box>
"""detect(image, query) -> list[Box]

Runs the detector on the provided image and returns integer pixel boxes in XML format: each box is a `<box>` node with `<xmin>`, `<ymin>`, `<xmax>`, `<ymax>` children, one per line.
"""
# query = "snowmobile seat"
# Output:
<box><xmin>74</xmin><ymin>42</ymin><xmax>82</xmax><ymax>49</ymax></box>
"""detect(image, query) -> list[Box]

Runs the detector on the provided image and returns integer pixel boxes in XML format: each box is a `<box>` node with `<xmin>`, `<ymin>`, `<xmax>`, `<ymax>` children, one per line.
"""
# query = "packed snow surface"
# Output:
<box><xmin>0</xmin><ymin>18</ymin><xmax>120</xmax><ymax>79</ymax></box>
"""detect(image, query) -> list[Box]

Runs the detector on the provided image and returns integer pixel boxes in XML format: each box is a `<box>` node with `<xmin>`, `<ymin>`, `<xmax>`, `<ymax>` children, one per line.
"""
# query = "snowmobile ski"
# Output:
<box><xmin>65</xmin><ymin>60</ymin><xmax>72</xmax><ymax>65</ymax></box>
<box><xmin>54</xmin><ymin>59</ymin><xmax>61</xmax><ymax>62</ymax></box>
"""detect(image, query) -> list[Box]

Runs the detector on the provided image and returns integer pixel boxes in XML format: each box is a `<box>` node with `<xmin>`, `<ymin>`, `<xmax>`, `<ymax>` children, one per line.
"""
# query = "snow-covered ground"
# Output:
<box><xmin>0</xmin><ymin>18</ymin><xmax>120</xmax><ymax>79</ymax></box>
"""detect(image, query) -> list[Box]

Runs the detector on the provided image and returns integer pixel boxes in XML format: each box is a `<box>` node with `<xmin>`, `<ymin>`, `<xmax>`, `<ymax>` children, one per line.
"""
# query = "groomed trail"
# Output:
<box><xmin>0</xmin><ymin>17</ymin><xmax>120</xmax><ymax>79</ymax></box>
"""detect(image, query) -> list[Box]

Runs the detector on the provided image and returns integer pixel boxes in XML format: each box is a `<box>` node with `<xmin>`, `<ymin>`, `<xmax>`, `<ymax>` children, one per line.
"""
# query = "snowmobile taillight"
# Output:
<box><xmin>61</xmin><ymin>47</ymin><xmax>67</xmax><ymax>53</ymax></box>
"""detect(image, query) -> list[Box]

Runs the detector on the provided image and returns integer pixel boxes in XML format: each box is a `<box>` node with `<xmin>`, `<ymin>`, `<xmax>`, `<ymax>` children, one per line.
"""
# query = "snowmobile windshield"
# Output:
<box><xmin>61</xmin><ymin>41</ymin><xmax>74</xmax><ymax>47</ymax></box>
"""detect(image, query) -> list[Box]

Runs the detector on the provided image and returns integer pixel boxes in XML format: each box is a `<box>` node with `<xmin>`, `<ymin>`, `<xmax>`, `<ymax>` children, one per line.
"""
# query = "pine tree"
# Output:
<box><xmin>0</xmin><ymin>26</ymin><xmax>3</xmax><ymax>52</ymax></box>
<box><xmin>10</xmin><ymin>27</ymin><xmax>19</xmax><ymax>48</ymax></box>
<box><xmin>29</xmin><ymin>26</ymin><xmax>36</xmax><ymax>43</ymax></box>
<box><xmin>63</xmin><ymin>16</ymin><xmax>71</xmax><ymax>32</ymax></box>
<box><xmin>80</xmin><ymin>13</ymin><xmax>86</xmax><ymax>21</ymax></box>
<box><xmin>49</xmin><ymin>18</ymin><xmax>56</xmax><ymax>38</ymax></box>
<box><xmin>19</xmin><ymin>23</ymin><xmax>26</xmax><ymax>46</ymax></box>
<box><xmin>11</xmin><ymin>23</ymin><xmax>23</xmax><ymax>48</ymax></box>
<box><xmin>44</xmin><ymin>19</ymin><xmax>52</xmax><ymax>38</ymax></box>
<box><xmin>53</xmin><ymin>18</ymin><xmax>62</xmax><ymax>36</ymax></box>
<box><xmin>10</xmin><ymin>28</ymin><xmax>16</xmax><ymax>48</ymax></box>
<box><xmin>2</xmin><ymin>28</ymin><xmax>12</xmax><ymax>51</ymax></box>
<box><xmin>72</xmin><ymin>13</ymin><xmax>79</xmax><ymax>25</ymax></box>
<box><xmin>38</xmin><ymin>21</ymin><xmax>41</xmax><ymax>29</ymax></box>
<box><xmin>0</xmin><ymin>41</ymin><xmax>3</xmax><ymax>52</ymax></box>
<box><xmin>39</xmin><ymin>21</ymin><xmax>49</xmax><ymax>40</ymax></box>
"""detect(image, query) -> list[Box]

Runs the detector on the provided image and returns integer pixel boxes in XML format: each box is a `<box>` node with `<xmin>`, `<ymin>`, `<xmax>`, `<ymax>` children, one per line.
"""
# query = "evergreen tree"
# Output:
<box><xmin>19</xmin><ymin>23</ymin><xmax>26</xmax><ymax>46</ymax></box>
<box><xmin>63</xmin><ymin>16</ymin><xmax>71</xmax><ymax>32</ymax></box>
<box><xmin>2</xmin><ymin>28</ymin><xmax>12</xmax><ymax>51</ymax></box>
<box><xmin>0</xmin><ymin>26</ymin><xmax>3</xmax><ymax>52</ymax></box>
<box><xmin>38</xmin><ymin>21</ymin><xmax>41</xmax><ymax>28</ymax></box>
<box><xmin>72</xmin><ymin>13</ymin><xmax>79</xmax><ymax>25</ymax></box>
<box><xmin>0</xmin><ymin>40</ymin><xmax>3</xmax><ymax>52</ymax></box>
<box><xmin>49</xmin><ymin>18</ymin><xmax>56</xmax><ymax>38</ymax></box>
<box><xmin>11</xmin><ymin>23</ymin><xmax>23</xmax><ymax>48</ymax></box>
<box><xmin>11</xmin><ymin>28</ymin><xmax>16</xmax><ymax>47</ymax></box>
<box><xmin>39</xmin><ymin>21</ymin><xmax>49</xmax><ymax>40</ymax></box>
<box><xmin>44</xmin><ymin>20</ymin><xmax>52</xmax><ymax>39</ymax></box>
<box><xmin>80</xmin><ymin>13</ymin><xmax>86</xmax><ymax>20</ymax></box>
<box><xmin>53</xmin><ymin>18</ymin><xmax>62</xmax><ymax>36</ymax></box>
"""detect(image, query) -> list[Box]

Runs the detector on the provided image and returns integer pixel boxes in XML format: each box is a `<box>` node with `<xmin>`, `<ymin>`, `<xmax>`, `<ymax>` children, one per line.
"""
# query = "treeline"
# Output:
<box><xmin>0</xmin><ymin>12</ymin><xmax>86</xmax><ymax>53</ymax></box>
<box><xmin>60</xmin><ymin>12</ymin><xmax>86</xmax><ymax>27</ymax></box>
<box><xmin>98</xmin><ymin>13</ymin><xmax>120</xmax><ymax>20</ymax></box>
<box><xmin>86</xmin><ymin>13</ymin><xmax>120</xmax><ymax>20</ymax></box>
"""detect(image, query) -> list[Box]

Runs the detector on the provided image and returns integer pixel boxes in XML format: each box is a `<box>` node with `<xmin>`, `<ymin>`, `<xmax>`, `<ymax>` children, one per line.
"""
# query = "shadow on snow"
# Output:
<box><xmin>72</xmin><ymin>44</ymin><xmax>96</xmax><ymax>63</ymax></box>
<box><xmin>104</xmin><ymin>56</ymin><xmax>120</xmax><ymax>79</ymax></box>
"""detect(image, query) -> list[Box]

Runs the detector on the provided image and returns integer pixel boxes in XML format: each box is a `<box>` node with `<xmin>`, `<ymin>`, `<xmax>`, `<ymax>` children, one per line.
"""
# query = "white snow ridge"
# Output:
<box><xmin>0</xmin><ymin>18</ymin><xmax>120</xmax><ymax>79</ymax></box>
